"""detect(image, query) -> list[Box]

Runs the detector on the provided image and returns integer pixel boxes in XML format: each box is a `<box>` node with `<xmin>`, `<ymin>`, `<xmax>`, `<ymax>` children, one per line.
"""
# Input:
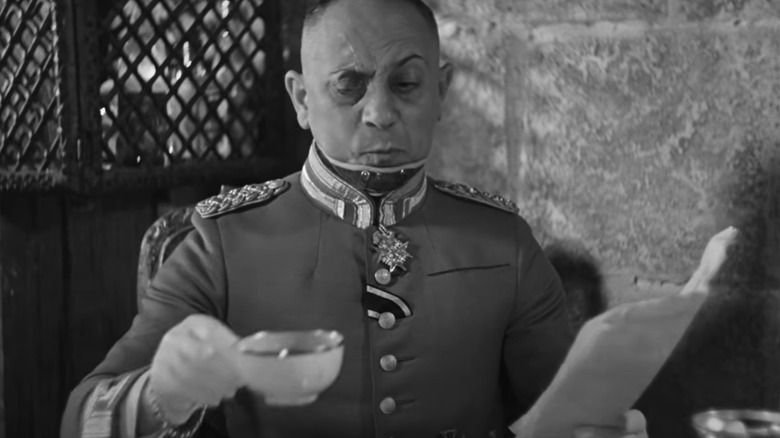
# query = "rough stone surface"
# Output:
<box><xmin>428</xmin><ymin>18</ymin><xmax>511</xmax><ymax>196</ymax></box>
<box><xmin>511</xmin><ymin>28</ymin><xmax>780</xmax><ymax>284</ymax></box>
<box><xmin>680</xmin><ymin>0</ymin><xmax>780</xmax><ymax>21</ymax></box>
<box><xmin>436</xmin><ymin>17</ymin><xmax>506</xmax><ymax>83</ymax></box>
<box><xmin>502</xmin><ymin>0</ymin><xmax>667</xmax><ymax>23</ymax></box>
<box><xmin>428</xmin><ymin>70</ymin><xmax>510</xmax><ymax>196</ymax></box>
<box><xmin>427</xmin><ymin>0</ymin><xmax>504</xmax><ymax>21</ymax></box>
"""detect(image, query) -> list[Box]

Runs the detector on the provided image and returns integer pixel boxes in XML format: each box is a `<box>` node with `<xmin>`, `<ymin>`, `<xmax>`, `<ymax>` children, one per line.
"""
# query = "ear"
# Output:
<box><xmin>437</xmin><ymin>62</ymin><xmax>454</xmax><ymax>101</ymax></box>
<box><xmin>285</xmin><ymin>70</ymin><xmax>310</xmax><ymax>130</ymax></box>
<box><xmin>435</xmin><ymin>62</ymin><xmax>454</xmax><ymax>121</ymax></box>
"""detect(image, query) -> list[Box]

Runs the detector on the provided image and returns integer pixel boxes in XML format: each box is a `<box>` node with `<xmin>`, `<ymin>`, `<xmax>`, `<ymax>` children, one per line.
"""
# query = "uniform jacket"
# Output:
<box><xmin>61</xmin><ymin>147</ymin><xmax>574</xmax><ymax>438</ymax></box>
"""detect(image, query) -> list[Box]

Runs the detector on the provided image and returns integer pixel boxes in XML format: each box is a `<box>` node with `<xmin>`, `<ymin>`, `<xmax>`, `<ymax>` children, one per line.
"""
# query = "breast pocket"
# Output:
<box><xmin>420</xmin><ymin>264</ymin><xmax>514</xmax><ymax>354</ymax></box>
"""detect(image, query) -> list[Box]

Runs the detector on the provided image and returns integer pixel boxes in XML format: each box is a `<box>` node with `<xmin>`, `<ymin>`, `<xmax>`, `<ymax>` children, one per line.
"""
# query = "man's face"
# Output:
<box><xmin>286</xmin><ymin>0</ymin><xmax>452</xmax><ymax>168</ymax></box>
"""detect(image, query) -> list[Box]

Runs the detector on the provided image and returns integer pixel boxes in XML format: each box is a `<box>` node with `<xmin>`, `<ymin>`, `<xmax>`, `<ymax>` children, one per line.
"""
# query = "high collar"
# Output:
<box><xmin>300</xmin><ymin>145</ymin><xmax>428</xmax><ymax>229</ymax></box>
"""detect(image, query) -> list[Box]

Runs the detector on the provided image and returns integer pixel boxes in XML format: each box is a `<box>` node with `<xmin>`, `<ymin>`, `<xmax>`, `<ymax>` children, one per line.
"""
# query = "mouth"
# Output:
<box><xmin>364</xmin><ymin>150</ymin><xmax>401</xmax><ymax>156</ymax></box>
<box><xmin>361</xmin><ymin>149</ymin><xmax>406</xmax><ymax>163</ymax></box>
<box><xmin>361</xmin><ymin>146</ymin><xmax>404</xmax><ymax>155</ymax></box>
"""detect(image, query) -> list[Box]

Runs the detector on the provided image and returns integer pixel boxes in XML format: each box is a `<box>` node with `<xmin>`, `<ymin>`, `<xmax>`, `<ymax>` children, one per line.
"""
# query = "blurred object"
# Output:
<box><xmin>512</xmin><ymin>228</ymin><xmax>739</xmax><ymax>438</ymax></box>
<box><xmin>544</xmin><ymin>240</ymin><xmax>607</xmax><ymax>331</ymax></box>
<box><xmin>692</xmin><ymin>409</ymin><xmax>780</xmax><ymax>438</ymax></box>
<box><xmin>512</xmin><ymin>286</ymin><xmax>712</xmax><ymax>438</ymax></box>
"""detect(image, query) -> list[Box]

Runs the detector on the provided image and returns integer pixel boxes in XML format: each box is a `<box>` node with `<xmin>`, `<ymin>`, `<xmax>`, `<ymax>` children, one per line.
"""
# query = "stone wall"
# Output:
<box><xmin>426</xmin><ymin>0</ymin><xmax>780</xmax><ymax>436</ymax></box>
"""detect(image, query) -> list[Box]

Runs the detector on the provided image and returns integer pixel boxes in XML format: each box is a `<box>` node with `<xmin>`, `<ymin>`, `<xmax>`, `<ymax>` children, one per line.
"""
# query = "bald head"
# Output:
<box><xmin>301</xmin><ymin>0</ymin><xmax>439</xmax><ymax>70</ymax></box>
<box><xmin>285</xmin><ymin>0</ymin><xmax>453</xmax><ymax>168</ymax></box>
<box><xmin>303</xmin><ymin>0</ymin><xmax>439</xmax><ymax>44</ymax></box>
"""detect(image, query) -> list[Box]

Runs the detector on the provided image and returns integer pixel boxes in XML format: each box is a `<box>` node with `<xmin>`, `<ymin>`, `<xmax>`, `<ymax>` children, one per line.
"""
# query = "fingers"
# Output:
<box><xmin>572</xmin><ymin>426</ymin><xmax>641</xmax><ymax>438</ymax></box>
<box><xmin>151</xmin><ymin>314</ymin><xmax>243</xmax><ymax>409</ymax></box>
<box><xmin>572</xmin><ymin>410</ymin><xmax>648</xmax><ymax>438</ymax></box>
<box><xmin>153</xmin><ymin>356</ymin><xmax>241</xmax><ymax>405</ymax></box>
<box><xmin>184</xmin><ymin>314</ymin><xmax>241</xmax><ymax>347</ymax></box>
<box><xmin>162</xmin><ymin>314</ymin><xmax>240</xmax><ymax>359</ymax></box>
<box><xmin>623</xmin><ymin>409</ymin><xmax>647</xmax><ymax>435</ymax></box>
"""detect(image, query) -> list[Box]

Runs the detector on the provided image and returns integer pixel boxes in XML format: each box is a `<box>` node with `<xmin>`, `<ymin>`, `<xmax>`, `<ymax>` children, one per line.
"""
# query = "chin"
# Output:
<box><xmin>358</xmin><ymin>153</ymin><xmax>411</xmax><ymax>168</ymax></box>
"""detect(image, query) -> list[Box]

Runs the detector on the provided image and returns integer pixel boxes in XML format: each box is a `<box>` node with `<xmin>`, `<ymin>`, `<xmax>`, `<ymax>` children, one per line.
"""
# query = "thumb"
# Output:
<box><xmin>573</xmin><ymin>426</ymin><xmax>639</xmax><ymax>438</ymax></box>
<box><xmin>187</xmin><ymin>314</ymin><xmax>240</xmax><ymax>346</ymax></box>
<box><xmin>623</xmin><ymin>410</ymin><xmax>647</xmax><ymax>436</ymax></box>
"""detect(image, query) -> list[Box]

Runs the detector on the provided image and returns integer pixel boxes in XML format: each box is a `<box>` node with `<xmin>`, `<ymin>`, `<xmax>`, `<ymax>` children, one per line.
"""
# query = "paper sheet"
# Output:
<box><xmin>510</xmin><ymin>227</ymin><xmax>738</xmax><ymax>438</ymax></box>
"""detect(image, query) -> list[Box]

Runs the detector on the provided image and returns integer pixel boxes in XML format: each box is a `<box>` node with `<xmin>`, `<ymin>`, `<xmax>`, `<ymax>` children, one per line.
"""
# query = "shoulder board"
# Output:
<box><xmin>196</xmin><ymin>179</ymin><xmax>289</xmax><ymax>219</ymax></box>
<box><xmin>430</xmin><ymin>179</ymin><xmax>519</xmax><ymax>215</ymax></box>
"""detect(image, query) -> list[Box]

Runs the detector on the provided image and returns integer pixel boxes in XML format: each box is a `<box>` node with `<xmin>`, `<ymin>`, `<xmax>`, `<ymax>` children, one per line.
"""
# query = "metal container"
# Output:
<box><xmin>692</xmin><ymin>409</ymin><xmax>780</xmax><ymax>438</ymax></box>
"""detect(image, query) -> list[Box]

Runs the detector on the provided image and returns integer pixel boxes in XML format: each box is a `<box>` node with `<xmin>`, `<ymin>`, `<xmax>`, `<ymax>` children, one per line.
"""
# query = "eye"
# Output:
<box><xmin>394</xmin><ymin>81</ymin><xmax>420</xmax><ymax>93</ymax></box>
<box><xmin>392</xmin><ymin>70</ymin><xmax>422</xmax><ymax>94</ymax></box>
<box><xmin>333</xmin><ymin>74</ymin><xmax>367</xmax><ymax>96</ymax></box>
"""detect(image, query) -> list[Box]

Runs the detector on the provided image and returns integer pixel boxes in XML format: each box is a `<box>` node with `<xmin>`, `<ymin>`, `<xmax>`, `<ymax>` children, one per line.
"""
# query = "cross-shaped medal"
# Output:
<box><xmin>372</xmin><ymin>225</ymin><xmax>413</xmax><ymax>274</ymax></box>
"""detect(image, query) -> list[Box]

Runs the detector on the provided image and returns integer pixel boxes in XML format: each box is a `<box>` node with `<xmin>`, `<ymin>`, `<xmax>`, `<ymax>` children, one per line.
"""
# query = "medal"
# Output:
<box><xmin>372</xmin><ymin>225</ymin><xmax>412</xmax><ymax>274</ymax></box>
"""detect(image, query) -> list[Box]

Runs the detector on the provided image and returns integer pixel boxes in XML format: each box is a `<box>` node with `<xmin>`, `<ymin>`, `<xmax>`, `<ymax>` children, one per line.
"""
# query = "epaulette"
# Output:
<box><xmin>431</xmin><ymin>179</ymin><xmax>519</xmax><ymax>215</ymax></box>
<box><xmin>196</xmin><ymin>179</ymin><xmax>289</xmax><ymax>219</ymax></box>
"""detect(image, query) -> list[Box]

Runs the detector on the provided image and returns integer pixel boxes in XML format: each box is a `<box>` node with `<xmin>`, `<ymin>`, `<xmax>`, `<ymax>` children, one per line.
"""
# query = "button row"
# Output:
<box><xmin>376</xmin><ymin>301</ymin><xmax>399</xmax><ymax>417</ymax></box>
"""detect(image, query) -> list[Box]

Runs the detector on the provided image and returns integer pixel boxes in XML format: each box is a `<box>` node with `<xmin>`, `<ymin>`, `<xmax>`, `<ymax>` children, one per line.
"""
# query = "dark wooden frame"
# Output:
<box><xmin>0</xmin><ymin>1</ymin><xmax>299</xmax><ymax>436</ymax></box>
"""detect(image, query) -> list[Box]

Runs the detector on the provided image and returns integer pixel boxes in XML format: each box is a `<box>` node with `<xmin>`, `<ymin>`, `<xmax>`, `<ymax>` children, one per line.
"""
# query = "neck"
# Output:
<box><xmin>316</xmin><ymin>145</ymin><xmax>425</xmax><ymax>196</ymax></box>
<box><xmin>323</xmin><ymin>154</ymin><xmax>427</xmax><ymax>174</ymax></box>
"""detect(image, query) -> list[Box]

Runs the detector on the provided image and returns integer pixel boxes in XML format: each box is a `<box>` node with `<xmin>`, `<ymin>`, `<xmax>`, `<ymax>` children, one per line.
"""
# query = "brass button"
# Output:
<box><xmin>378</xmin><ymin>312</ymin><xmax>396</xmax><ymax>329</ymax></box>
<box><xmin>380</xmin><ymin>354</ymin><xmax>398</xmax><ymax>371</ymax></box>
<box><xmin>374</xmin><ymin>268</ymin><xmax>392</xmax><ymax>285</ymax></box>
<box><xmin>379</xmin><ymin>397</ymin><xmax>396</xmax><ymax>414</ymax></box>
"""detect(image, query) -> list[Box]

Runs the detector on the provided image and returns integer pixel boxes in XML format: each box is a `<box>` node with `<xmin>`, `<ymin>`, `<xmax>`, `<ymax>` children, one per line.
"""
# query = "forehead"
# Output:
<box><xmin>303</xmin><ymin>0</ymin><xmax>438</xmax><ymax>72</ymax></box>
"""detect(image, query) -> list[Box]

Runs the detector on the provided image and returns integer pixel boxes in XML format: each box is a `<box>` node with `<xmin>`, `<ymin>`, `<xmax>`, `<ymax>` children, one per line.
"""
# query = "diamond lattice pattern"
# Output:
<box><xmin>100</xmin><ymin>0</ymin><xmax>269</xmax><ymax>168</ymax></box>
<box><xmin>0</xmin><ymin>0</ymin><xmax>64</xmax><ymax>173</ymax></box>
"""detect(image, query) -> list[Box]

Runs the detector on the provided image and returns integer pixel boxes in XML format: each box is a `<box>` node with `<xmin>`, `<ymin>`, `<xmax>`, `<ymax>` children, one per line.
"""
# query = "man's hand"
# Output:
<box><xmin>148</xmin><ymin>314</ymin><xmax>243</xmax><ymax>425</ymax></box>
<box><xmin>573</xmin><ymin>410</ymin><xmax>649</xmax><ymax>438</ymax></box>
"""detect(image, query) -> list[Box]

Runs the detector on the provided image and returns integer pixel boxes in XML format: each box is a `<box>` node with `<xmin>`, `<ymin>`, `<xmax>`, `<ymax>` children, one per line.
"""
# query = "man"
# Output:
<box><xmin>61</xmin><ymin>0</ymin><xmax>648</xmax><ymax>437</ymax></box>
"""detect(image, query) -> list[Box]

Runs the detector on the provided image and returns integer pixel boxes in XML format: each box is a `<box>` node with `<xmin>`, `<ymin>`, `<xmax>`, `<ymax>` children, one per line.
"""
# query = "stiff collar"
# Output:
<box><xmin>300</xmin><ymin>146</ymin><xmax>428</xmax><ymax>229</ymax></box>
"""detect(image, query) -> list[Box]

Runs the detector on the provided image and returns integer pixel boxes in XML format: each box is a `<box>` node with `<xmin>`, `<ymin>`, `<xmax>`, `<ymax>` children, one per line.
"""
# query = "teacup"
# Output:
<box><xmin>234</xmin><ymin>329</ymin><xmax>344</xmax><ymax>406</ymax></box>
<box><xmin>692</xmin><ymin>409</ymin><xmax>780</xmax><ymax>437</ymax></box>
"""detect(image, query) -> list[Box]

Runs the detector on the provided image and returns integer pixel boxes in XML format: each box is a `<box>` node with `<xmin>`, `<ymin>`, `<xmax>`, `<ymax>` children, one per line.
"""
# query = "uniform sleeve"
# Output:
<box><xmin>119</xmin><ymin>370</ymin><xmax>156</xmax><ymax>438</ymax></box>
<box><xmin>60</xmin><ymin>214</ymin><xmax>228</xmax><ymax>438</ymax></box>
<box><xmin>502</xmin><ymin>217</ymin><xmax>575</xmax><ymax>420</ymax></box>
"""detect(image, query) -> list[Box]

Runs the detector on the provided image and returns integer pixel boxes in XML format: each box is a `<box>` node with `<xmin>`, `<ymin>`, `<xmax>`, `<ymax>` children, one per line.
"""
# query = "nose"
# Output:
<box><xmin>361</xmin><ymin>85</ymin><xmax>399</xmax><ymax>130</ymax></box>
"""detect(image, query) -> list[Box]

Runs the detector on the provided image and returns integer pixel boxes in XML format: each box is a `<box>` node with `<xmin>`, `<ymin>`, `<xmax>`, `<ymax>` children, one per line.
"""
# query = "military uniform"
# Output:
<box><xmin>61</xmin><ymin>147</ymin><xmax>573</xmax><ymax>438</ymax></box>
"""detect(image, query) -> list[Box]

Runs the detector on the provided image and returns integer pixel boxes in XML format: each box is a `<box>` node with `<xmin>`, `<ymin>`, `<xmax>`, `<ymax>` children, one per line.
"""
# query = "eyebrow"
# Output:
<box><xmin>394</xmin><ymin>54</ymin><xmax>426</xmax><ymax>68</ymax></box>
<box><xmin>331</xmin><ymin>53</ymin><xmax>427</xmax><ymax>75</ymax></box>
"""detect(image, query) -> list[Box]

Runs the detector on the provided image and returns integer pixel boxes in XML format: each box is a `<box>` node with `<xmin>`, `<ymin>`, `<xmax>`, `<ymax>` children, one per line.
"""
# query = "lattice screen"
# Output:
<box><xmin>100</xmin><ymin>0</ymin><xmax>271</xmax><ymax>169</ymax></box>
<box><xmin>0</xmin><ymin>0</ymin><xmax>64</xmax><ymax>186</ymax></box>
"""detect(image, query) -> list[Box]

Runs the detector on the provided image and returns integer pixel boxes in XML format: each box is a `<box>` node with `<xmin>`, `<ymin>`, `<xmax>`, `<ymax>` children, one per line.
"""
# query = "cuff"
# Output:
<box><xmin>120</xmin><ymin>370</ymin><xmax>158</xmax><ymax>438</ymax></box>
<box><xmin>80</xmin><ymin>368</ymin><xmax>148</xmax><ymax>438</ymax></box>
<box><xmin>142</xmin><ymin>377</ymin><xmax>206</xmax><ymax>438</ymax></box>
